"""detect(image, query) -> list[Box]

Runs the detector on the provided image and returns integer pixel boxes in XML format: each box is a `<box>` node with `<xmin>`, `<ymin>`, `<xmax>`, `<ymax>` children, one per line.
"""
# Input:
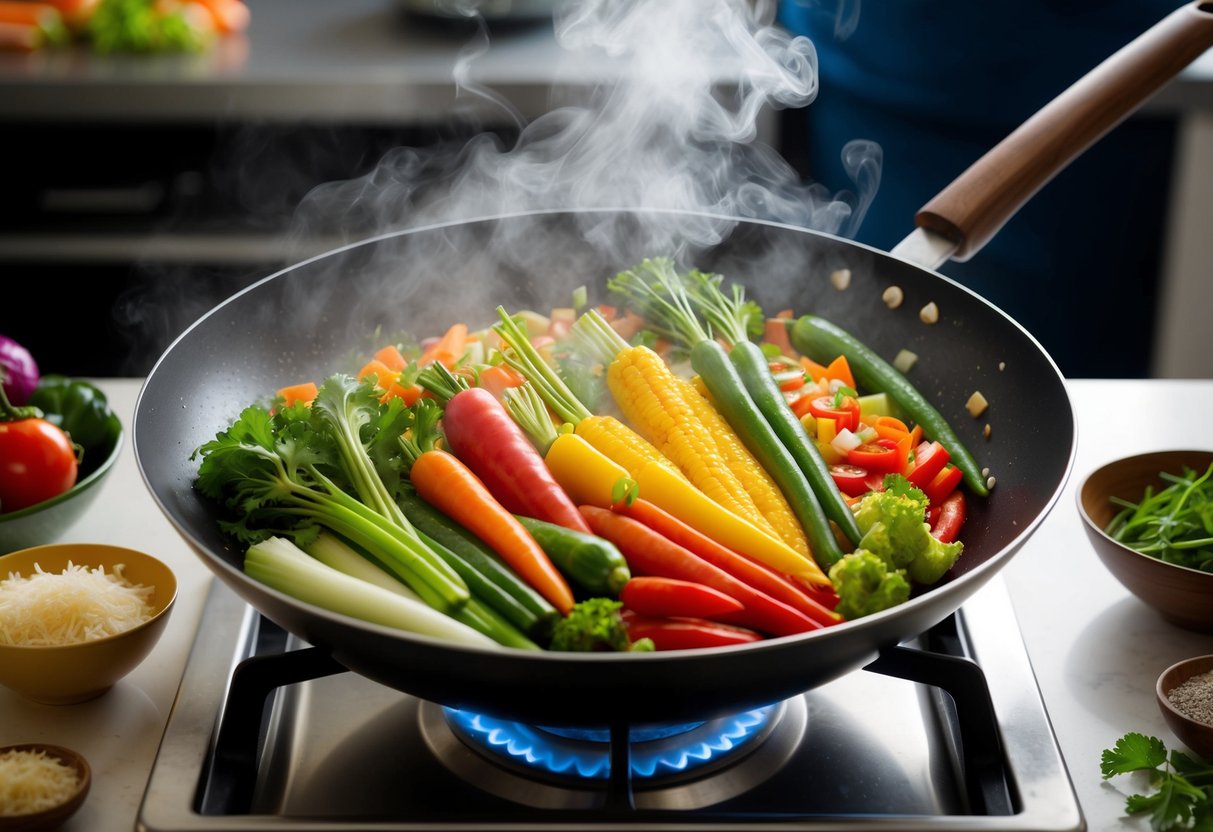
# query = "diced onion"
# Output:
<box><xmin>966</xmin><ymin>391</ymin><xmax>989</xmax><ymax>418</ymax></box>
<box><xmin>831</xmin><ymin>427</ymin><xmax>862</xmax><ymax>455</ymax></box>
<box><xmin>893</xmin><ymin>349</ymin><xmax>918</xmax><ymax>374</ymax></box>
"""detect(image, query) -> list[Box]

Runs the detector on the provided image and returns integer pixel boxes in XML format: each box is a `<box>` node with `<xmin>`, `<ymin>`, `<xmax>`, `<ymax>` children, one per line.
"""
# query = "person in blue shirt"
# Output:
<box><xmin>777</xmin><ymin>1</ymin><xmax>1186</xmax><ymax>378</ymax></box>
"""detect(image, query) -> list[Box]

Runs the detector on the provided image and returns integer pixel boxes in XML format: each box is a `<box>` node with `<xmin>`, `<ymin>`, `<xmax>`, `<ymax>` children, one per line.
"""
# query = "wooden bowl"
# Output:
<box><xmin>0</xmin><ymin>743</ymin><xmax>90</xmax><ymax>831</ymax></box>
<box><xmin>1157</xmin><ymin>655</ymin><xmax>1213</xmax><ymax>760</ymax></box>
<box><xmin>0</xmin><ymin>543</ymin><xmax>177</xmax><ymax>704</ymax></box>
<box><xmin>1077</xmin><ymin>450</ymin><xmax>1213</xmax><ymax>633</ymax></box>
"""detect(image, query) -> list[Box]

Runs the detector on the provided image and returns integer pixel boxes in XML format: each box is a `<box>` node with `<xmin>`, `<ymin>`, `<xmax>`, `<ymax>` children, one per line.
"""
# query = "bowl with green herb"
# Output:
<box><xmin>1078</xmin><ymin>450</ymin><xmax>1213</xmax><ymax>633</ymax></box>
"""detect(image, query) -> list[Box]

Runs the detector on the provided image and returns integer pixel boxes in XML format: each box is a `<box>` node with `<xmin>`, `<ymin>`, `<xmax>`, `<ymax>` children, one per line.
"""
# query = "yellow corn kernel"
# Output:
<box><xmin>682</xmin><ymin>380</ymin><xmax>812</xmax><ymax>558</ymax></box>
<box><xmin>607</xmin><ymin>347</ymin><xmax>772</xmax><ymax>534</ymax></box>
<box><xmin>574</xmin><ymin>414</ymin><xmax>686</xmax><ymax>482</ymax></box>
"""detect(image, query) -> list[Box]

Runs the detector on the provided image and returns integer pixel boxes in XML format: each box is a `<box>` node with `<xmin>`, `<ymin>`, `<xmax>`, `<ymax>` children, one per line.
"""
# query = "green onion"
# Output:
<box><xmin>1106</xmin><ymin>462</ymin><xmax>1213</xmax><ymax>572</ymax></box>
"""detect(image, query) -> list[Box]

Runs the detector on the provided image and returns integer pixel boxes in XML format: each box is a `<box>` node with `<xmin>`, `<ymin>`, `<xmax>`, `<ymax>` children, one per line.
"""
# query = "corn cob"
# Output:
<box><xmin>607</xmin><ymin>345</ymin><xmax>779</xmax><ymax>538</ymax></box>
<box><xmin>573</xmin><ymin>414</ymin><xmax>688</xmax><ymax>483</ymax></box>
<box><xmin>685</xmin><ymin>381</ymin><xmax>813</xmax><ymax>558</ymax></box>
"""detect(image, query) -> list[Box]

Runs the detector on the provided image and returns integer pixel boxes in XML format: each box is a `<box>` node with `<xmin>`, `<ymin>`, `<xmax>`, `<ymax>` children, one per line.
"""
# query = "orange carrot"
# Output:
<box><xmin>410</xmin><ymin>449</ymin><xmax>575</xmax><ymax>615</ymax></box>
<box><xmin>419</xmin><ymin>323</ymin><xmax>468</xmax><ymax>368</ymax></box>
<box><xmin>373</xmin><ymin>344</ymin><xmax>407</xmax><ymax>372</ymax></box>
<box><xmin>357</xmin><ymin>358</ymin><xmax>396</xmax><ymax>387</ymax></box>
<box><xmin>277</xmin><ymin>382</ymin><xmax>317</xmax><ymax>407</ymax></box>
<box><xmin>193</xmin><ymin>0</ymin><xmax>247</xmax><ymax>33</ymax></box>
<box><xmin>476</xmin><ymin>363</ymin><xmax>526</xmax><ymax>401</ymax></box>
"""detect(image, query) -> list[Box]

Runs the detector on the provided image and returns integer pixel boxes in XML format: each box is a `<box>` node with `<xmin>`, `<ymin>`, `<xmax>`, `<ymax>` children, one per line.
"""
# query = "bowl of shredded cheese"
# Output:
<box><xmin>0</xmin><ymin>743</ymin><xmax>90</xmax><ymax>831</ymax></box>
<box><xmin>0</xmin><ymin>543</ymin><xmax>177</xmax><ymax>705</ymax></box>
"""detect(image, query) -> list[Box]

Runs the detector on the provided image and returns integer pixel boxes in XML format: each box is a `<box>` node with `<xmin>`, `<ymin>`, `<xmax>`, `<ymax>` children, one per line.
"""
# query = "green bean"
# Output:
<box><xmin>789</xmin><ymin>314</ymin><xmax>990</xmax><ymax>498</ymax></box>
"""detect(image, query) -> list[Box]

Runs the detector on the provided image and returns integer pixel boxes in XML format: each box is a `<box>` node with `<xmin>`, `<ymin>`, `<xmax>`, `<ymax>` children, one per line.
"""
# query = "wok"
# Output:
<box><xmin>135</xmin><ymin>3</ymin><xmax>1213</xmax><ymax>726</ymax></box>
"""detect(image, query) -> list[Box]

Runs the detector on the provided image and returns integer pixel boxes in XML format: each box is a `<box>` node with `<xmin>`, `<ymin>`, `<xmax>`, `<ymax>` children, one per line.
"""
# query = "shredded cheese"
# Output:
<box><xmin>0</xmin><ymin>561</ymin><xmax>154</xmax><ymax>647</ymax></box>
<box><xmin>0</xmin><ymin>749</ymin><xmax>79</xmax><ymax>816</ymax></box>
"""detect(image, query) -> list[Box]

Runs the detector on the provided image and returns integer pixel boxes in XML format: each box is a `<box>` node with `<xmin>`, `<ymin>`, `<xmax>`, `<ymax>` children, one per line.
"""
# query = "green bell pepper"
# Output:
<box><xmin>27</xmin><ymin>376</ymin><xmax>121</xmax><ymax>463</ymax></box>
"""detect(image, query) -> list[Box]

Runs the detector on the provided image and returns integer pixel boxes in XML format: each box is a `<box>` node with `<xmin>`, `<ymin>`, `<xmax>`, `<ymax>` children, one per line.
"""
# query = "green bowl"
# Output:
<box><xmin>0</xmin><ymin>403</ymin><xmax>123</xmax><ymax>555</ymax></box>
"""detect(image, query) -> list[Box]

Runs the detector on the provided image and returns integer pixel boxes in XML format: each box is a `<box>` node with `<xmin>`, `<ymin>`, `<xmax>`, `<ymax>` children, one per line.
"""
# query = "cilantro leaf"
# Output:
<box><xmin>1101</xmin><ymin>732</ymin><xmax>1168</xmax><ymax>777</ymax></box>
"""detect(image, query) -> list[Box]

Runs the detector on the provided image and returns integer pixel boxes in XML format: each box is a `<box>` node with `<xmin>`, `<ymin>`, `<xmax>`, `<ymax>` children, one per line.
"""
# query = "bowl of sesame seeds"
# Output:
<box><xmin>1157</xmin><ymin>654</ymin><xmax>1213</xmax><ymax>761</ymax></box>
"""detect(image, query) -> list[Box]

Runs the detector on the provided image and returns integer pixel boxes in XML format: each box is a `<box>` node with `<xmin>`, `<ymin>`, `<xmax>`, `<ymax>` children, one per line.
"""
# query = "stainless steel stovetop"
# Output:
<box><xmin>137</xmin><ymin>575</ymin><xmax>1084</xmax><ymax>830</ymax></box>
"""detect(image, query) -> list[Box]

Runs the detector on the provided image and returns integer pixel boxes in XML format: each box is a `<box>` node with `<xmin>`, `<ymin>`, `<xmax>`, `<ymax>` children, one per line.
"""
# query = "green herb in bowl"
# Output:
<box><xmin>1106</xmin><ymin>461</ymin><xmax>1213</xmax><ymax>572</ymax></box>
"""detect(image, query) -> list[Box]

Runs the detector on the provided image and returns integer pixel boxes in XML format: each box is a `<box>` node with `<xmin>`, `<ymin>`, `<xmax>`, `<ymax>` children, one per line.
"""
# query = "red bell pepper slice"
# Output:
<box><xmin>619</xmin><ymin>576</ymin><xmax>744</xmax><ymax>621</ymax></box>
<box><xmin>846</xmin><ymin>437</ymin><xmax>909</xmax><ymax>475</ymax></box>
<box><xmin>907</xmin><ymin>440</ymin><xmax>950</xmax><ymax>489</ymax></box>
<box><xmin>804</xmin><ymin>394</ymin><xmax>861</xmax><ymax>432</ymax></box>
<box><xmin>930</xmin><ymin>491</ymin><xmax>967</xmax><ymax>542</ymax></box>
<box><xmin>622</xmin><ymin>610</ymin><xmax>764</xmax><ymax>650</ymax></box>
<box><xmin>923</xmin><ymin>463</ymin><xmax>964</xmax><ymax>505</ymax></box>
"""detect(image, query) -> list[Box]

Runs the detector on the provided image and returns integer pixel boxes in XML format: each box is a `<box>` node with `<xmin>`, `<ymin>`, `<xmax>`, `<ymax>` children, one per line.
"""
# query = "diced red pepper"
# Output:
<box><xmin>619</xmin><ymin>576</ymin><xmax>744</xmax><ymax>621</ymax></box>
<box><xmin>923</xmin><ymin>463</ymin><xmax>964</xmax><ymax>505</ymax></box>
<box><xmin>846</xmin><ymin>437</ymin><xmax>909</xmax><ymax>475</ymax></box>
<box><xmin>931</xmin><ymin>491</ymin><xmax>967</xmax><ymax>543</ymax></box>
<box><xmin>804</xmin><ymin>394</ymin><xmax>861</xmax><ymax>432</ymax></box>
<box><xmin>907</xmin><ymin>440</ymin><xmax>950</xmax><ymax>489</ymax></box>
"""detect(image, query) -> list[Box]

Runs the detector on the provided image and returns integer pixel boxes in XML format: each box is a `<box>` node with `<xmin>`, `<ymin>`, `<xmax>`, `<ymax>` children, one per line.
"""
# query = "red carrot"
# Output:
<box><xmin>442</xmin><ymin>386</ymin><xmax>591</xmax><ymax>533</ymax></box>
<box><xmin>615</xmin><ymin>499</ymin><xmax>841</xmax><ymax>626</ymax></box>
<box><xmin>411</xmin><ymin>449</ymin><xmax>575</xmax><ymax>615</ymax></box>
<box><xmin>579</xmin><ymin>506</ymin><xmax>821</xmax><ymax>637</ymax></box>
<box><xmin>621</xmin><ymin>610</ymin><xmax>763</xmax><ymax>651</ymax></box>
<box><xmin>619</xmin><ymin>576</ymin><xmax>744</xmax><ymax>621</ymax></box>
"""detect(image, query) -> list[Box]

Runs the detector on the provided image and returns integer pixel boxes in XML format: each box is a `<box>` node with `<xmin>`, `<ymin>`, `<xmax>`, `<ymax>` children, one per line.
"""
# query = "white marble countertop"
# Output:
<box><xmin>1</xmin><ymin>377</ymin><xmax>1211</xmax><ymax>831</ymax></box>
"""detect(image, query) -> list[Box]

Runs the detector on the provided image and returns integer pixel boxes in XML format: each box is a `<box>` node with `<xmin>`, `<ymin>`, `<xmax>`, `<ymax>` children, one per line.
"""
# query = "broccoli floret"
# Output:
<box><xmin>849</xmin><ymin>476</ymin><xmax>964</xmax><ymax>587</ymax></box>
<box><xmin>549</xmin><ymin>598</ymin><xmax>654</xmax><ymax>652</ymax></box>
<box><xmin>828</xmin><ymin>550</ymin><xmax>911</xmax><ymax>620</ymax></box>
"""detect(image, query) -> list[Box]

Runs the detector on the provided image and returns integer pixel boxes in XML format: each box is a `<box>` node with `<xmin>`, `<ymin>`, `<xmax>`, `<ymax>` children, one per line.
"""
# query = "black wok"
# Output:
<box><xmin>134</xmin><ymin>3</ymin><xmax>1213</xmax><ymax>726</ymax></box>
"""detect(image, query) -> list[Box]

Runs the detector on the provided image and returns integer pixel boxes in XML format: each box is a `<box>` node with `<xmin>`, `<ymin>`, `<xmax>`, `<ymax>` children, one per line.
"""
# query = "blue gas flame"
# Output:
<box><xmin>444</xmin><ymin>705</ymin><xmax>775</xmax><ymax>780</ymax></box>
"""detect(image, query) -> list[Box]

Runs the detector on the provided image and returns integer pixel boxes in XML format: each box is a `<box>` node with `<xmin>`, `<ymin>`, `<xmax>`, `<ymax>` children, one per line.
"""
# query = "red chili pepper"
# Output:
<box><xmin>580</xmin><ymin>506</ymin><xmax>822</xmax><ymax>637</ymax></box>
<box><xmin>621</xmin><ymin>610</ymin><xmax>764</xmax><ymax>650</ymax></box>
<box><xmin>620</xmin><ymin>576</ymin><xmax>744</xmax><ymax>620</ymax></box>
<box><xmin>441</xmin><ymin>387</ymin><xmax>590</xmax><ymax>533</ymax></box>
<box><xmin>846</xmin><ymin>437</ymin><xmax>908</xmax><ymax>475</ymax></box>
<box><xmin>614</xmin><ymin>498</ymin><xmax>841</xmax><ymax>626</ymax></box>
<box><xmin>803</xmin><ymin>394</ymin><xmax>861</xmax><ymax>432</ymax></box>
<box><xmin>931</xmin><ymin>490</ymin><xmax>967</xmax><ymax>543</ymax></box>
<box><xmin>907</xmin><ymin>440</ymin><xmax>950</xmax><ymax>489</ymax></box>
<box><xmin>923</xmin><ymin>463</ymin><xmax>965</xmax><ymax>505</ymax></box>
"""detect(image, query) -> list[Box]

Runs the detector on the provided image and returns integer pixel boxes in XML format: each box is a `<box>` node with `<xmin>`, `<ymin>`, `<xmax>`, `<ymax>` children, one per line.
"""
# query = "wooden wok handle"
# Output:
<box><xmin>916</xmin><ymin>1</ymin><xmax>1213</xmax><ymax>263</ymax></box>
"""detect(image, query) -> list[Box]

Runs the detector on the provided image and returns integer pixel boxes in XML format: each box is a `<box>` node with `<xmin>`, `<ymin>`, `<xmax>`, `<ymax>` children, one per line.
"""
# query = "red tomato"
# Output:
<box><xmin>0</xmin><ymin>418</ymin><xmax>78</xmax><ymax>512</ymax></box>
<box><xmin>907</xmin><ymin>440</ymin><xmax>950</xmax><ymax>488</ymax></box>
<box><xmin>923</xmin><ymin>464</ymin><xmax>964</xmax><ymax>505</ymax></box>
<box><xmin>829</xmin><ymin>464</ymin><xmax>886</xmax><ymax>498</ymax></box>
<box><xmin>931</xmin><ymin>491</ymin><xmax>967</xmax><ymax>543</ymax></box>
<box><xmin>804</xmin><ymin>394</ymin><xmax>861</xmax><ymax>432</ymax></box>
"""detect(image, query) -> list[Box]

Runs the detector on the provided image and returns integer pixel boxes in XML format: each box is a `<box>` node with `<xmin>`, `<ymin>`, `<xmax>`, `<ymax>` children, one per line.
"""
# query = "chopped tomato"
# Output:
<box><xmin>907</xmin><ymin>440</ymin><xmax>950</xmax><ymax>489</ymax></box>
<box><xmin>931</xmin><ymin>491</ymin><xmax>967</xmax><ymax>542</ymax></box>
<box><xmin>829</xmin><ymin>463</ymin><xmax>886</xmax><ymax>498</ymax></box>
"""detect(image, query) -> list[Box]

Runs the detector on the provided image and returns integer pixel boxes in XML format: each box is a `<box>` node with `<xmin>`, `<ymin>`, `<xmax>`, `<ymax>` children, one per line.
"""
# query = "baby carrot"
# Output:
<box><xmin>411</xmin><ymin>449</ymin><xmax>575</xmax><ymax>615</ymax></box>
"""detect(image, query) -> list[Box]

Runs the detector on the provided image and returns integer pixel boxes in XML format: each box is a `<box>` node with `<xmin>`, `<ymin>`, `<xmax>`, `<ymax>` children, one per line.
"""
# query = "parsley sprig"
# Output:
<box><xmin>1100</xmin><ymin>733</ymin><xmax>1213</xmax><ymax>830</ymax></box>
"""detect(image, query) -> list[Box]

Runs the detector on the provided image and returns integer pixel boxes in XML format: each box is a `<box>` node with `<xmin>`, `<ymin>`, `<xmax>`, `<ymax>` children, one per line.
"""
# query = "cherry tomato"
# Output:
<box><xmin>803</xmin><ymin>394</ymin><xmax>861</xmax><ymax>432</ymax></box>
<box><xmin>0</xmin><ymin>418</ymin><xmax>78</xmax><ymax>512</ymax></box>
<box><xmin>829</xmin><ymin>463</ymin><xmax>886</xmax><ymax>498</ymax></box>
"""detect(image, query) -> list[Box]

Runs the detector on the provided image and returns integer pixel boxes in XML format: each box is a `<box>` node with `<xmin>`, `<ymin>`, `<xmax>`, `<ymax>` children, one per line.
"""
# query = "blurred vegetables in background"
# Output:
<box><xmin>0</xmin><ymin>0</ymin><xmax>248</xmax><ymax>52</ymax></box>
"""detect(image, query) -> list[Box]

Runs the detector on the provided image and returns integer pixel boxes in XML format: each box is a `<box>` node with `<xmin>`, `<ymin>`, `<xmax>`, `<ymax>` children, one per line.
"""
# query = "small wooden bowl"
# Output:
<box><xmin>1077</xmin><ymin>450</ymin><xmax>1213</xmax><ymax>632</ymax></box>
<box><xmin>1157</xmin><ymin>655</ymin><xmax>1213</xmax><ymax>760</ymax></box>
<box><xmin>0</xmin><ymin>743</ymin><xmax>91</xmax><ymax>832</ymax></box>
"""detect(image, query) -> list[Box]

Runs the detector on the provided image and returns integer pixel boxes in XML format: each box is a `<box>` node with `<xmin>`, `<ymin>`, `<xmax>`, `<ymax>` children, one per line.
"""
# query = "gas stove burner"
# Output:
<box><xmin>419</xmin><ymin>697</ymin><xmax>807</xmax><ymax>810</ymax></box>
<box><xmin>445</xmin><ymin>705</ymin><xmax>776</xmax><ymax>781</ymax></box>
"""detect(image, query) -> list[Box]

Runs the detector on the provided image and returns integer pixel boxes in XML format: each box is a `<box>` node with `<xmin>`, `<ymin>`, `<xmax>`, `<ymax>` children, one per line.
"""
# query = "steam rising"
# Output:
<box><xmin>120</xmin><ymin>0</ymin><xmax>882</xmax><ymax>375</ymax></box>
<box><xmin>291</xmin><ymin>0</ymin><xmax>880</xmax><ymax>255</ymax></box>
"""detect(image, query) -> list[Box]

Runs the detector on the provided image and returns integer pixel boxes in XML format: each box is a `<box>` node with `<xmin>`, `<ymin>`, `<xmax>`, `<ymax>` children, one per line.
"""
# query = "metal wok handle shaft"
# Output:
<box><xmin>912</xmin><ymin>0</ymin><xmax>1213</xmax><ymax>264</ymax></box>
